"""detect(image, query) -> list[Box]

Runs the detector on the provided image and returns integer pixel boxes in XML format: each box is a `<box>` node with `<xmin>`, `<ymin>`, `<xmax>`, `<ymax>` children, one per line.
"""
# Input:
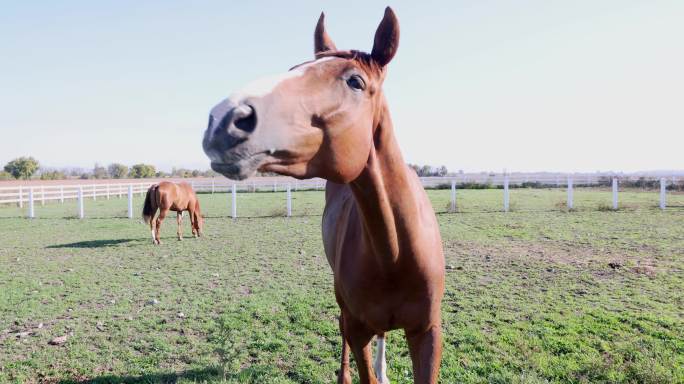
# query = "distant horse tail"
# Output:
<box><xmin>142</xmin><ymin>184</ymin><xmax>159</xmax><ymax>224</ymax></box>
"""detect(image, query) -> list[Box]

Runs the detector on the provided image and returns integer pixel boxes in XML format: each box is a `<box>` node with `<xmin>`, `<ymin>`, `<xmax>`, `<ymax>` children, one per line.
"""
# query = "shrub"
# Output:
<box><xmin>92</xmin><ymin>163</ymin><xmax>108</xmax><ymax>179</ymax></box>
<box><xmin>39</xmin><ymin>170</ymin><xmax>66</xmax><ymax>180</ymax></box>
<box><xmin>129</xmin><ymin>164</ymin><xmax>156</xmax><ymax>178</ymax></box>
<box><xmin>108</xmin><ymin>163</ymin><xmax>128</xmax><ymax>179</ymax></box>
<box><xmin>4</xmin><ymin>157</ymin><xmax>40</xmax><ymax>179</ymax></box>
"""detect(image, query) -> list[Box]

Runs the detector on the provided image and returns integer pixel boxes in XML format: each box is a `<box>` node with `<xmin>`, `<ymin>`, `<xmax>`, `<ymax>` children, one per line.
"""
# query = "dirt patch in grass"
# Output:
<box><xmin>444</xmin><ymin>239</ymin><xmax>665</xmax><ymax>278</ymax></box>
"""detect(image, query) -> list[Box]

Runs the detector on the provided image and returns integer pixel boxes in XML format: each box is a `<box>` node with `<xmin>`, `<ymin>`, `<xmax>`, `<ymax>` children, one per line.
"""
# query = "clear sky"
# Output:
<box><xmin>1</xmin><ymin>0</ymin><xmax>682</xmax><ymax>173</ymax></box>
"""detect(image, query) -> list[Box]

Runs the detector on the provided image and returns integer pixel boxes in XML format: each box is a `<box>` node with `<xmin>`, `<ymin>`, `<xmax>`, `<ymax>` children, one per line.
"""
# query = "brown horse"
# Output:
<box><xmin>203</xmin><ymin>8</ymin><xmax>444</xmax><ymax>383</ymax></box>
<box><xmin>142</xmin><ymin>181</ymin><xmax>203</xmax><ymax>244</ymax></box>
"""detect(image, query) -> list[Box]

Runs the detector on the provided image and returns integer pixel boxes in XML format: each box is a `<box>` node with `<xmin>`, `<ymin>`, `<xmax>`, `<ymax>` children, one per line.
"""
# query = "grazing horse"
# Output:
<box><xmin>203</xmin><ymin>8</ymin><xmax>444</xmax><ymax>383</ymax></box>
<box><xmin>142</xmin><ymin>181</ymin><xmax>203</xmax><ymax>244</ymax></box>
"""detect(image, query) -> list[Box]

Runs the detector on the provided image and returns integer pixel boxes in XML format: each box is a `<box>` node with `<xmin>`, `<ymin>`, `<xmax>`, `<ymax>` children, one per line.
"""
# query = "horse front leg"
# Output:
<box><xmin>345</xmin><ymin>314</ymin><xmax>378</xmax><ymax>384</ymax></box>
<box><xmin>405</xmin><ymin>324</ymin><xmax>442</xmax><ymax>384</ymax></box>
<box><xmin>189</xmin><ymin>209</ymin><xmax>199</xmax><ymax>238</ymax></box>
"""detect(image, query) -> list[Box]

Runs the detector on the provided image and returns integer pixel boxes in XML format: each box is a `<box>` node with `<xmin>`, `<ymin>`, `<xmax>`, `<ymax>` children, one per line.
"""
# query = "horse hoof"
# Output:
<box><xmin>178</xmin><ymin>237</ymin><xmax>183</xmax><ymax>241</ymax></box>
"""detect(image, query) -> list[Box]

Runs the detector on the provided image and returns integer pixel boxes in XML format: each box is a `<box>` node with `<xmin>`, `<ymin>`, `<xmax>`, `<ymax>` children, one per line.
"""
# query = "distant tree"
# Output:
<box><xmin>108</xmin><ymin>163</ymin><xmax>128</xmax><ymax>179</ymax></box>
<box><xmin>92</xmin><ymin>163</ymin><xmax>108</xmax><ymax>179</ymax></box>
<box><xmin>191</xmin><ymin>170</ymin><xmax>201</xmax><ymax>177</ymax></box>
<box><xmin>0</xmin><ymin>171</ymin><xmax>12</xmax><ymax>180</ymax></box>
<box><xmin>156</xmin><ymin>170</ymin><xmax>170</xmax><ymax>178</ymax></box>
<box><xmin>40</xmin><ymin>170</ymin><xmax>66</xmax><ymax>180</ymax></box>
<box><xmin>203</xmin><ymin>169</ymin><xmax>219</xmax><ymax>177</ymax></box>
<box><xmin>129</xmin><ymin>164</ymin><xmax>156</xmax><ymax>178</ymax></box>
<box><xmin>171</xmin><ymin>168</ymin><xmax>195</xmax><ymax>178</ymax></box>
<box><xmin>4</xmin><ymin>157</ymin><xmax>40</xmax><ymax>180</ymax></box>
<box><xmin>407</xmin><ymin>163</ymin><xmax>448</xmax><ymax>177</ymax></box>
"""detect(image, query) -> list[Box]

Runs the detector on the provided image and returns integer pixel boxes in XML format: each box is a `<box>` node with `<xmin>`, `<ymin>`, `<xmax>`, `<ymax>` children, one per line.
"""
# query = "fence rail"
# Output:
<box><xmin>0</xmin><ymin>174</ymin><xmax>680</xmax><ymax>219</ymax></box>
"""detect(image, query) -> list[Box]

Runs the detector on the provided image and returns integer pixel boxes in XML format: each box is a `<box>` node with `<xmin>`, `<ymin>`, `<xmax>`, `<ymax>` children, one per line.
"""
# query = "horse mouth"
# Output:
<box><xmin>210</xmin><ymin>153</ymin><xmax>268</xmax><ymax>180</ymax></box>
<box><xmin>210</xmin><ymin>162</ymin><xmax>244</xmax><ymax>180</ymax></box>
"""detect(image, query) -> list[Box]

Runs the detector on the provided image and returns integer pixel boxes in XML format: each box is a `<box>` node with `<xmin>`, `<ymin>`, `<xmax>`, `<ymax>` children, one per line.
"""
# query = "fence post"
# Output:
<box><xmin>41</xmin><ymin>186</ymin><xmax>45</xmax><ymax>206</ymax></box>
<box><xmin>28</xmin><ymin>187</ymin><xmax>35</xmax><ymax>219</ymax></box>
<box><xmin>567</xmin><ymin>177</ymin><xmax>574</xmax><ymax>210</ymax></box>
<box><xmin>231</xmin><ymin>183</ymin><xmax>237</xmax><ymax>218</ymax></box>
<box><xmin>106</xmin><ymin>184</ymin><xmax>110</xmax><ymax>200</ymax></box>
<box><xmin>211</xmin><ymin>179</ymin><xmax>215</xmax><ymax>194</ymax></box>
<box><xmin>18</xmin><ymin>186</ymin><xmax>23</xmax><ymax>208</ymax></box>
<box><xmin>503</xmin><ymin>174</ymin><xmax>510</xmax><ymax>212</ymax></box>
<box><xmin>92</xmin><ymin>185</ymin><xmax>96</xmax><ymax>201</ymax></box>
<box><xmin>78</xmin><ymin>186</ymin><xmax>84</xmax><ymax>219</ymax></box>
<box><xmin>127</xmin><ymin>185</ymin><xmax>134</xmax><ymax>219</ymax></box>
<box><xmin>273</xmin><ymin>182</ymin><xmax>277</xmax><ymax>193</ymax></box>
<box><xmin>139</xmin><ymin>183</ymin><xmax>143</xmax><ymax>197</ymax></box>
<box><xmin>60</xmin><ymin>186</ymin><xmax>64</xmax><ymax>203</ymax></box>
<box><xmin>660</xmin><ymin>178</ymin><xmax>666</xmax><ymax>210</ymax></box>
<box><xmin>119</xmin><ymin>185</ymin><xmax>122</xmax><ymax>199</ymax></box>
<box><xmin>612</xmin><ymin>177</ymin><xmax>618</xmax><ymax>210</ymax></box>
<box><xmin>450</xmin><ymin>180</ymin><xmax>457</xmax><ymax>212</ymax></box>
<box><xmin>287</xmin><ymin>184</ymin><xmax>292</xmax><ymax>217</ymax></box>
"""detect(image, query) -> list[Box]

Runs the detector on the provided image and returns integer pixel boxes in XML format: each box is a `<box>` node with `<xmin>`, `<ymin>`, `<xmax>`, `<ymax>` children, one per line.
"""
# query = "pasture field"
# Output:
<box><xmin>0</xmin><ymin>189</ymin><xmax>683</xmax><ymax>383</ymax></box>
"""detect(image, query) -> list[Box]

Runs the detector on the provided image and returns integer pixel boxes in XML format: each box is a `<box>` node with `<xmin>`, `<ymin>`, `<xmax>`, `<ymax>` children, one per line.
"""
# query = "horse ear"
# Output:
<box><xmin>314</xmin><ymin>12</ymin><xmax>337</xmax><ymax>54</ymax></box>
<box><xmin>371</xmin><ymin>7</ymin><xmax>400</xmax><ymax>67</ymax></box>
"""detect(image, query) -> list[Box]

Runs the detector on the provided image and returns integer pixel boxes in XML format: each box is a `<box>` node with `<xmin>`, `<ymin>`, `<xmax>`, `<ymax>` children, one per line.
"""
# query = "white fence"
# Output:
<box><xmin>0</xmin><ymin>174</ymin><xmax>679</xmax><ymax>219</ymax></box>
<box><xmin>0</xmin><ymin>183</ymin><xmax>153</xmax><ymax>219</ymax></box>
<box><xmin>0</xmin><ymin>178</ymin><xmax>328</xmax><ymax>219</ymax></box>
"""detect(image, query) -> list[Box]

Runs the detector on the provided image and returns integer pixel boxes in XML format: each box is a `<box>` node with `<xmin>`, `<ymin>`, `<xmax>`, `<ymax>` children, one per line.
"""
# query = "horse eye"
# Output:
<box><xmin>346</xmin><ymin>75</ymin><xmax>366</xmax><ymax>91</ymax></box>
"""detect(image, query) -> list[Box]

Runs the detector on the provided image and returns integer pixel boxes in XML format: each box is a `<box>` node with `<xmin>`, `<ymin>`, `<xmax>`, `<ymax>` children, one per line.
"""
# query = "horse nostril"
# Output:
<box><xmin>233</xmin><ymin>105</ymin><xmax>257</xmax><ymax>133</ymax></box>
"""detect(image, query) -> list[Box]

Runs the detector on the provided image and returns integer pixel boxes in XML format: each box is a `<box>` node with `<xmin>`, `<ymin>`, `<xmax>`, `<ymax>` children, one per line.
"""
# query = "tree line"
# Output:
<box><xmin>1</xmin><ymin>157</ymin><xmax>218</xmax><ymax>181</ymax></box>
<box><xmin>2</xmin><ymin>157</ymin><xmax>451</xmax><ymax>181</ymax></box>
<box><xmin>408</xmin><ymin>164</ymin><xmax>450</xmax><ymax>177</ymax></box>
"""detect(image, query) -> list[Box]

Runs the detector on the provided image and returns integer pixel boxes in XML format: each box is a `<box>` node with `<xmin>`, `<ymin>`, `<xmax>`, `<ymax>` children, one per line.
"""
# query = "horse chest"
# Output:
<box><xmin>322</xmin><ymin>183</ymin><xmax>442</xmax><ymax>332</ymax></box>
<box><xmin>336</xmin><ymin>273</ymin><xmax>426</xmax><ymax>331</ymax></box>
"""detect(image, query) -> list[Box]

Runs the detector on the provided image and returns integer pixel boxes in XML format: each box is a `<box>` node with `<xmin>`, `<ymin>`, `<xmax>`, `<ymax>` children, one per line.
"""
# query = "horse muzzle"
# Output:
<box><xmin>203</xmin><ymin>99</ymin><xmax>260</xmax><ymax>179</ymax></box>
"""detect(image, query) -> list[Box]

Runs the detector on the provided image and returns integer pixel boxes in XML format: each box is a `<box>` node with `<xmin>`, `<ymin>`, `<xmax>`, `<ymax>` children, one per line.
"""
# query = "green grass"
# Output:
<box><xmin>0</xmin><ymin>190</ymin><xmax>682</xmax><ymax>383</ymax></box>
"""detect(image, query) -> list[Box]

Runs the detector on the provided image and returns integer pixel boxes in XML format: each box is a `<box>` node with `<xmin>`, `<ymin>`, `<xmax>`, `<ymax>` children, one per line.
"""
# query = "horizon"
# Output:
<box><xmin>1</xmin><ymin>1</ymin><xmax>683</xmax><ymax>174</ymax></box>
<box><xmin>13</xmin><ymin>160</ymin><xmax>684</xmax><ymax>178</ymax></box>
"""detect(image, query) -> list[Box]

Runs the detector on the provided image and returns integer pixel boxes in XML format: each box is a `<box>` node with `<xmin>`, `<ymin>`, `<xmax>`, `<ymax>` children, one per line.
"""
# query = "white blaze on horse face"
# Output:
<box><xmin>375</xmin><ymin>336</ymin><xmax>390</xmax><ymax>383</ymax></box>
<box><xmin>228</xmin><ymin>57</ymin><xmax>334</xmax><ymax>103</ymax></box>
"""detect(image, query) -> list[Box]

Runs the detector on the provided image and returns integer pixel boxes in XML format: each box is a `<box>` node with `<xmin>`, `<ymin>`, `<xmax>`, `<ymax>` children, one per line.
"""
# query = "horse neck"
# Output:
<box><xmin>348</xmin><ymin>98</ymin><xmax>421</xmax><ymax>270</ymax></box>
